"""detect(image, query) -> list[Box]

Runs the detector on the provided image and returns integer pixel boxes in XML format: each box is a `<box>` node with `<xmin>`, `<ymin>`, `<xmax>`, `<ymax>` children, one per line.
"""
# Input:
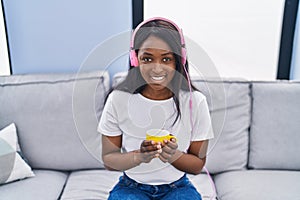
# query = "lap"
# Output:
<box><xmin>108</xmin><ymin>174</ymin><xmax>201</xmax><ymax>200</ymax></box>
<box><xmin>108</xmin><ymin>186</ymin><xmax>150</xmax><ymax>200</ymax></box>
<box><xmin>162</xmin><ymin>184</ymin><xmax>202</xmax><ymax>200</ymax></box>
<box><xmin>108</xmin><ymin>185</ymin><xmax>201</xmax><ymax>200</ymax></box>
<box><xmin>108</xmin><ymin>177</ymin><xmax>150</xmax><ymax>200</ymax></box>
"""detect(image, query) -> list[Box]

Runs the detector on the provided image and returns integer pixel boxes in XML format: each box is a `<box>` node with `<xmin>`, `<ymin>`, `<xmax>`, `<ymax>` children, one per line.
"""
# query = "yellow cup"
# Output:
<box><xmin>146</xmin><ymin>129</ymin><xmax>176</xmax><ymax>143</ymax></box>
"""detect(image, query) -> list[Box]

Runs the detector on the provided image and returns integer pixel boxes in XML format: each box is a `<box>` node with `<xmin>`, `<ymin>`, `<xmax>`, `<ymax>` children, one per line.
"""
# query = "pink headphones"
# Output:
<box><xmin>130</xmin><ymin>17</ymin><xmax>187</xmax><ymax>67</ymax></box>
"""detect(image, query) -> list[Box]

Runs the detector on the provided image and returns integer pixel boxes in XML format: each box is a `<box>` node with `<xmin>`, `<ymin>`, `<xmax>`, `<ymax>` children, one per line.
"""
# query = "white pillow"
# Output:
<box><xmin>0</xmin><ymin>123</ymin><xmax>35</xmax><ymax>185</ymax></box>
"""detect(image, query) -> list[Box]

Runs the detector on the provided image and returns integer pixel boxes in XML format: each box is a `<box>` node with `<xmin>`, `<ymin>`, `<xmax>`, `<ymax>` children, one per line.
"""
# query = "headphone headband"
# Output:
<box><xmin>130</xmin><ymin>17</ymin><xmax>187</xmax><ymax>67</ymax></box>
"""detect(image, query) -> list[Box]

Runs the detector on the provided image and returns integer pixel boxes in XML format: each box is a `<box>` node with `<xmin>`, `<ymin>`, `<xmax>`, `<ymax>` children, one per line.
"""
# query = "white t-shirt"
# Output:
<box><xmin>98</xmin><ymin>90</ymin><xmax>214</xmax><ymax>185</ymax></box>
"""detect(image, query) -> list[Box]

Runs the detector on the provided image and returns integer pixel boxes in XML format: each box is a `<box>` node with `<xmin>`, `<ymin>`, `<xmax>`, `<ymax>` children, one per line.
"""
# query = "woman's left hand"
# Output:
<box><xmin>158</xmin><ymin>138</ymin><xmax>179</xmax><ymax>163</ymax></box>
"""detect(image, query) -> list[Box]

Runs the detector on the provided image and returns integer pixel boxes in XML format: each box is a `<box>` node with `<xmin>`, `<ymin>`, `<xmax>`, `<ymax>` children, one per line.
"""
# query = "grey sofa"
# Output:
<box><xmin>0</xmin><ymin>70</ymin><xmax>299</xmax><ymax>200</ymax></box>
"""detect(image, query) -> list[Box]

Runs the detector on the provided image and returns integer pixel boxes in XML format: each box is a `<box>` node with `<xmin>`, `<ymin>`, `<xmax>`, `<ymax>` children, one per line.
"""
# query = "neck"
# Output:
<box><xmin>141</xmin><ymin>86</ymin><xmax>173</xmax><ymax>100</ymax></box>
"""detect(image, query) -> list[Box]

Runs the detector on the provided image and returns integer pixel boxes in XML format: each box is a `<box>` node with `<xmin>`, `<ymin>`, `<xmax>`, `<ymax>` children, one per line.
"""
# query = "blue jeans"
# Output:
<box><xmin>108</xmin><ymin>173</ymin><xmax>202</xmax><ymax>200</ymax></box>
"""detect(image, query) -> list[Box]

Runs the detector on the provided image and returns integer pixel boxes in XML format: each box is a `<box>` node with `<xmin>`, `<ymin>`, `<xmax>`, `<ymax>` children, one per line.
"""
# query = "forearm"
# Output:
<box><xmin>170</xmin><ymin>150</ymin><xmax>206</xmax><ymax>174</ymax></box>
<box><xmin>103</xmin><ymin>151</ymin><xmax>141</xmax><ymax>171</ymax></box>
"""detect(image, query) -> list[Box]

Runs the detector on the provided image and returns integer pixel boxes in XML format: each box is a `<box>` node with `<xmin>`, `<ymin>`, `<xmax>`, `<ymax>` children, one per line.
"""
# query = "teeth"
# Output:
<box><xmin>151</xmin><ymin>76</ymin><xmax>165</xmax><ymax>81</ymax></box>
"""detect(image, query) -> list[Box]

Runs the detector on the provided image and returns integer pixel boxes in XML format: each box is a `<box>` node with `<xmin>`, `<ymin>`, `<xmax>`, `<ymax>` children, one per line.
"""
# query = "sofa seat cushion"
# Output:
<box><xmin>0</xmin><ymin>170</ymin><xmax>68</xmax><ymax>200</ymax></box>
<box><xmin>214</xmin><ymin>170</ymin><xmax>300</xmax><ymax>200</ymax></box>
<box><xmin>60</xmin><ymin>170</ymin><xmax>217</xmax><ymax>200</ymax></box>
<box><xmin>60</xmin><ymin>170</ymin><xmax>122</xmax><ymax>200</ymax></box>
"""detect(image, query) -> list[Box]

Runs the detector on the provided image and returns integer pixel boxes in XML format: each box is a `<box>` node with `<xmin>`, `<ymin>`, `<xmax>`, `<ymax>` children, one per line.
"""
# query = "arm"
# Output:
<box><xmin>159</xmin><ymin>139</ymin><xmax>209</xmax><ymax>175</ymax></box>
<box><xmin>102</xmin><ymin>135</ymin><xmax>162</xmax><ymax>171</ymax></box>
<box><xmin>165</xmin><ymin>92</ymin><xmax>212</xmax><ymax>174</ymax></box>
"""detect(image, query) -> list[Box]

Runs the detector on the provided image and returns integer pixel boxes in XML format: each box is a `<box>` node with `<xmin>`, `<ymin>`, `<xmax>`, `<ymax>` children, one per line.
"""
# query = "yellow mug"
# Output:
<box><xmin>146</xmin><ymin>129</ymin><xmax>177</xmax><ymax>143</ymax></box>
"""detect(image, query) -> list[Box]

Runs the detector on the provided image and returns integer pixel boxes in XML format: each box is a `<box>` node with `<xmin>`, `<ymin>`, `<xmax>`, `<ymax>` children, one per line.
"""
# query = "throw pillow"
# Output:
<box><xmin>0</xmin><ymin>123</ymin><xmax>35</xmax><ymax>185</ymax></box>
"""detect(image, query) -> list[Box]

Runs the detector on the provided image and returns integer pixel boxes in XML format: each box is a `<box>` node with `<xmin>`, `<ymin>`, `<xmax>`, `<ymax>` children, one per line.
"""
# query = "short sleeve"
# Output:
<box><xmin>191</xmin><ymin>92</ymin><xmax>214</xmax><ymax>141</ymax></box>
<box><xmin>97</xmin><ymin>92</ymin><xmax>122</xmax><ymax>136</ymax></box>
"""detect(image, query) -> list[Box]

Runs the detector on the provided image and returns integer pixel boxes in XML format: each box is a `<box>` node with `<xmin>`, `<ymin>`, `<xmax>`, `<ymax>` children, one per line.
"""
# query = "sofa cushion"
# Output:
<box><xmin>214</xmin><ymin>170</ymin><xmax>300</xmax><ymax>200</ymax></box>
<box><xmin>60</xmin><ymin>169</ymin><xmax>217</xmax><ymax>200</ymax></box>
<box><xmin>192</xmin><ymin>78</ymin><xmax>251</xmax><ymax>174</ymax></box>
<box><xmin>0</xmin><ymin>123</ymin><xmax>34</xmax><ymax>185</ymax></box>
<box><xmin>0</xmin><ymin>71</ymin><xmax>109</xmax><ymax>170</ymax></box>
<box><xmin>249</xmin><ymin>81</ymin><xmax>300</xmax><ymax>170</ymax></box>
<box><xmin>0</xmin><ymin>170</ymin><xmax>68</xmax><ymax>200</ymax></box>
<box><xmin>60</xmin><ymin>170</ymin><xmax>121</xmax><ymax>200</ymax></box>
<box><xmin>187</xmin><ymin>173</ymin><xmax>217</xmax><ymax>200</ymax></box>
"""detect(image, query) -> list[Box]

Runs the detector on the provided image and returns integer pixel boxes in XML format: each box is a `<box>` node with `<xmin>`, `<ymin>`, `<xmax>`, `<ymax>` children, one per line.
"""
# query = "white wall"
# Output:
<box><xmin>145</xmin><ymin>0</ymin><xmax>285</xmax><ymax>80</ymax></box>
<box><xmin>2</xmin><ymin>0</ymin><xmax>131</xmax><ymax>75</ymax></box>
<box><xmin>0</xmin><ymin>0</ymin><xmax>10</xmax><ymax>76</ymax></box>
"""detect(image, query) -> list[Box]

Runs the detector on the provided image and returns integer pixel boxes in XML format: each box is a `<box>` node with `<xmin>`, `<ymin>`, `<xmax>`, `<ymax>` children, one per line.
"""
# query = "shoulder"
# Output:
<box><xmin>105</xmin><ymin>90</ymin><xmax>133</xmax><ymax>106</ymax></box>
<box><xmin>179</xmin><ymin>90</ymin><xmax>207</xmax><ymax>103</ymax></box>
<box><xmin>108</xmin><ymin>90</ymin><xmax>132</xmax><ymax>100</ymax></box>
<box><xmin>192</xmin><ymin>90</ymin><xmax>207</xmax><ymax>102</ymax></box>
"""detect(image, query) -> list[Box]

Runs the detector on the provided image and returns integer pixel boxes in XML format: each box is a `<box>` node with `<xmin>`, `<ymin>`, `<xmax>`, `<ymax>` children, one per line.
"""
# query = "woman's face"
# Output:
<box><xmin>137</xmin><ymin>35</ymin><xmax>176</xmax><ymax>96</ymax></box>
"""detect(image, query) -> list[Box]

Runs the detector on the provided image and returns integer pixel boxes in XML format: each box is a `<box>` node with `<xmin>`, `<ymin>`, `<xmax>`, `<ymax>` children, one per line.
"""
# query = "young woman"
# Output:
<box><xmin>98</xmin><ymin>17</ymin><xmax>214</xmax><ymax>200</ymax></box>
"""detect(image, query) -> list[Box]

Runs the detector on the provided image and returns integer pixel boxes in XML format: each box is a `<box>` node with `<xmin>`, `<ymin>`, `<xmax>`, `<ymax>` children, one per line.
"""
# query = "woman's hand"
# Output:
<box><xmin>135</xmin><ymin>140</ymin><xmax>162</xmax><ymax>163</ymax></box>
<box><xmin>158</xmin><ymin>138</ymin><xmax>179</xmax><ymax>163</ymax></box>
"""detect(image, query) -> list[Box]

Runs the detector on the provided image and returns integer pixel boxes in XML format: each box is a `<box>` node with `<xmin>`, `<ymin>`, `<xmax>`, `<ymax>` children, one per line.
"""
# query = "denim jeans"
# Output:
<box><xmin>108</xmin><ymin>173</ymin><xmax>202</xmax><ymax>200</ymax></box>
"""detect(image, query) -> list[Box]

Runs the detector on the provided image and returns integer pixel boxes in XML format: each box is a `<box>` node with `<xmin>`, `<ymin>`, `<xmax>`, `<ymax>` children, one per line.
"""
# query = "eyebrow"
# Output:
<box><xmin>141</xmin><ymin>51</ymin><xmax>173</xmax><ymax>56</ymax></box>
<box><xmin>161</xmin><ymin>52</ymin><xmax>173</xmax><ymax>56</ymax></box>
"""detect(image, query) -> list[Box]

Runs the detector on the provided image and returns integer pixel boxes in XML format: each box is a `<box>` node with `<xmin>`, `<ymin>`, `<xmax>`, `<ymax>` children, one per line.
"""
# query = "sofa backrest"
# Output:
<box><xmin>192</xmin><ymin>78</ymin><xmax>251</xmax><ymax>174</ymax></box>
<box><xmin>3</xmin><ymin>70</ymin><xmax>298</xmax><ymax>173</ymax></box>
<box><xmin>249</xmin><ymin>81</ymin><xmax>300</xmax><ymax>170</ymax></box>
<box><xmin>0</xmin><ymin>71</ymin><xmax>109</xmax><ymax>170</ymax></box>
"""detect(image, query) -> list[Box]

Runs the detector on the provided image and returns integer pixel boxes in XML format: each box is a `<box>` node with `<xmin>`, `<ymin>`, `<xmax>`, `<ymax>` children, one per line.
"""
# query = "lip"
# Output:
<box><xmin>150</xmin><ymin>75</ymin><xmax>167</xmax><ymax>82</ymax></box>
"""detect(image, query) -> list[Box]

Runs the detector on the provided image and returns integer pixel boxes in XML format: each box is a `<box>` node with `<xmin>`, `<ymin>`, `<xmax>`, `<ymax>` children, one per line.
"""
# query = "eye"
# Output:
<box><xmin>162</xmin><ymin>57</ymin><xmax>172</xmax><ymax>62</ymax></box>
<box><xmin>141</xmin><ymin>57</ymin><xmax>152</xmax><ymax>63</ymax></box>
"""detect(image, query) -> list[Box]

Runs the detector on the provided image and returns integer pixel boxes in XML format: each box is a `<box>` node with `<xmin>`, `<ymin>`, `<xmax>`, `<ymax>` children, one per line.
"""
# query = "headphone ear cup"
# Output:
<box><xmin>130</xmin><ymin>50</ymin><xmax>139</xmax><ymax>67</ymax></box>
<box><xmin>181</xmin><ymin>48</ymin><xmax>187</xmax><ymax>66</ymax></box>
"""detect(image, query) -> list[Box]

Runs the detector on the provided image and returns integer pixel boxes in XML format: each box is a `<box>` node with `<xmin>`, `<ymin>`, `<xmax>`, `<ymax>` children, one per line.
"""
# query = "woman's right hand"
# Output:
<box><xmin>135</xmin><ymin>140</ymin><xmax>162</xmax><ymax>163</ymax></box>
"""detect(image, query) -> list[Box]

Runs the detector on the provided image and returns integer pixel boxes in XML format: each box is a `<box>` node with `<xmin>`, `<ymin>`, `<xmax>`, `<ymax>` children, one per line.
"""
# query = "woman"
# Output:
<box><xmin>98</xmin><ymin>17</ymin><xmax>214</xmax><ymax>200</ymax></box>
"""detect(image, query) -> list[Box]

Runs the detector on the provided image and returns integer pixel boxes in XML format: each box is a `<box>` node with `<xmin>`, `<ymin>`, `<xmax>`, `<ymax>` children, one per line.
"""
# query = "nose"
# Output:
<box><xmin>152</xmin><ymin>63</ymin><xmax>164</xmax><ymax>74</ymax></box>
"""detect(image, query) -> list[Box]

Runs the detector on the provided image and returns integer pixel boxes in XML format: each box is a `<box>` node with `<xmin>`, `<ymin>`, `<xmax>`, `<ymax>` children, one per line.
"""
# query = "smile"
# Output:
<box><xmin>151</xmin><ymin>75</ymin><xmax>166</xmax><ymax>81</ymax></box>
